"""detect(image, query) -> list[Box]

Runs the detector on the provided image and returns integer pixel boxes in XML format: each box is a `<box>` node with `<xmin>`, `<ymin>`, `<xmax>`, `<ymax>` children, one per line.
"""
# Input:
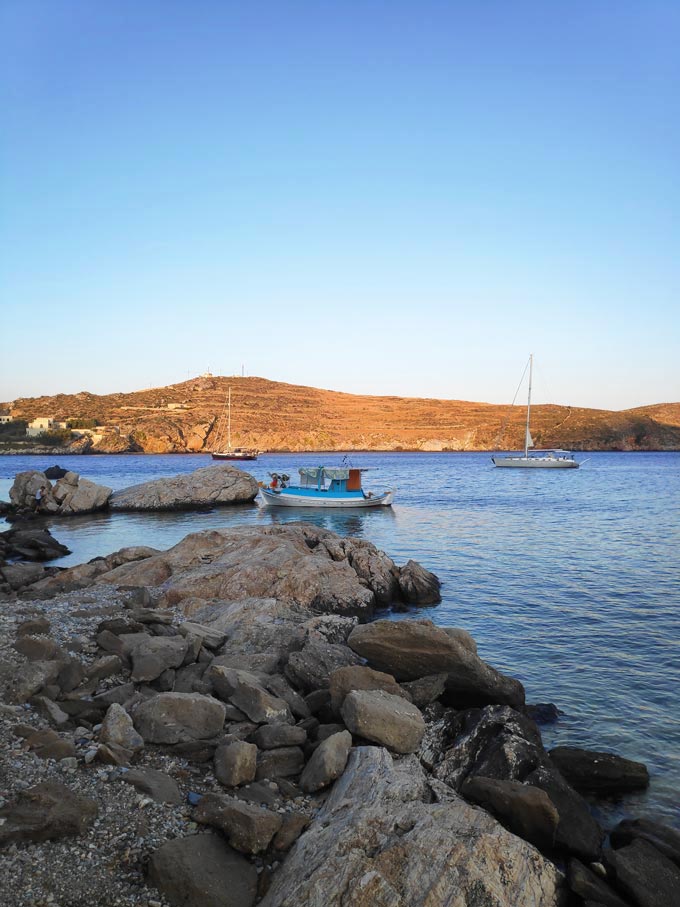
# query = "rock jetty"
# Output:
<box><xmin>0</xmin><ymin>524</ymin><xmax>675</xmax><ymax>907</ymax></box>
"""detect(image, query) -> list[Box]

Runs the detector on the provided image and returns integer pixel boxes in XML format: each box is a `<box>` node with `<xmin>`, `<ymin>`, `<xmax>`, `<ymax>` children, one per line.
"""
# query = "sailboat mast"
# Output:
<box><xmin>227</xmin><ymin>386</ymin><xmax>232</xmax><ymax>449</ymax></box>
<box><xmin>524</xmin><ymin>354</ymin><xmax>533</xmax><ymax>458</ymax></box>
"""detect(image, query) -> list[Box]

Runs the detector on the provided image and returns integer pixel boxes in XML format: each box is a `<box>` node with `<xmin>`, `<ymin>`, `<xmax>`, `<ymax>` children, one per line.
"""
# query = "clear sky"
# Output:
<box><xmin>2</xmin><ymin>1</ymin><xmax>679</xmax><ymax>410</ymax></box>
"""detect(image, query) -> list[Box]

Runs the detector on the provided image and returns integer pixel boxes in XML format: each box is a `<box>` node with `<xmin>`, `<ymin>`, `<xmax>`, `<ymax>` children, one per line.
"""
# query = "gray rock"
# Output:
<box><xmin>0</xmin><ymin>781</ymin><xmax>97</xmax><ymax>845</ymax></box>
<box><xmin>259</xmin><ymin>746</ymin><xmax>565</xmax><ymax>907</ymax></box>
<box><xmin>130</xmin><ymin>636</ymin><xmax>189</xmax><ymax>682</ymax></box>
<box><xmin>272</xmin><ymin>813</ymin><xmax>311</xmax><ymax>851</ymax></box>
<box><xmin>209</xmin><ymin>666</ymin><xmax>291</xmax><ymax>724</ymax></box>
<box><xmin>133</xmin><ymin>692</ymin><xmax>226</xmax><ymax>744</ymax></box>
<box><xmin>13</xmin><ymin>659</ymin><xmax>61</xmax><ymax>702</ymax></box>
<box><xmin>194</xmin><ymin>793</ymin><xmax>283</xmax><ymax>854</ymax></box>
<box><xmin>341</xmin><ymin>689</ymin><xmax>426</xmax><ymax>754</ymax></box>
<box><xmin>147</xmin><ymin>833</ymin><xmax>257</xmax><ymax>907</ymax></box>
<box><xmin>251</xmin><ymin>724</ymin><xmax>307</xmax><ymax>750</ymax></box>
<box><xmin>264</xmin><ymin>674</ymin><xmax>311</xmax><ymax>719</ymax></box>
<box><xmin>255</xmin><ymin>746</ymin><xmax>305</xmax><ymax>780</ymax></box>
<box><xmin>300</xmin><ymin>730</ymin><xmax>352</xmax><ymax>792</ymax></box>
<box><xmin>348</xmin><ymin>619</ymin><xmax>524</xmax><ymax>708</ymax></box>
<box><xmin>179</xmin><ymin>620</ymin><xmax>226</xmax><ymax>649</ymax></box>
<box><xmin>461</xmin><ymin>776</ymin><xmax>559</xmax><ymax>851</ymax></box>
<box><xmin>214</xmin><ymin>741</ymin><xmax>258</xmax><ymax>787</ymax></box>
<box><xmin>329</xmin><ymin>664</ymin><xmax>407</xmax><ymax>712</ymax></box>
<box><xmin>549</xmin><ymin>746</ymin><xmax>649</xmax><ymax>795</ymax></box>
<box><xmin>109</xmin><ymin>464</ymin><xmax>259</xmax><ymax>510</ymax></box>
<box><xmin>118</xmin><ymin>767</ymin><xmax>182</xmax><ymax>805</ymax></box>
<box><xmin>99</xmin><ymin>703</ymin><xmax>144</xmax><ymax>755</ymax></box>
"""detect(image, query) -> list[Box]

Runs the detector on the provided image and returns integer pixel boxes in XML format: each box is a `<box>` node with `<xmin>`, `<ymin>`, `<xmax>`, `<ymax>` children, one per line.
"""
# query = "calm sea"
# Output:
<box><xmin>1</xmin><ymin>451</ymin><xmax>679</xmax><ymax>827</ymax></box>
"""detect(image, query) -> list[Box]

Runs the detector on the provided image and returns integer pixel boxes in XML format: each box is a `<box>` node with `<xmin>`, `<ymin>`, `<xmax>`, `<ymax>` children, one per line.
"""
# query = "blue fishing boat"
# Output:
<box><xmin>258</xmin><ymin>466</ymin><xmax>395</xmax><ymax>508</ymax></box>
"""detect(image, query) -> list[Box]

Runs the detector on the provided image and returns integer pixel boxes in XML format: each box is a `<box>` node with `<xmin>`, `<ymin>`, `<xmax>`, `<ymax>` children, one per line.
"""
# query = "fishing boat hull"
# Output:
<box><xmin>258</xmin><ymin>488</ymin><xmax>395</xmax><ymax>508</ymax></box>
<box><xmin>492</xmin><ymin>456</ymin><xmax>579</xmax><ymax>469</ymax></box>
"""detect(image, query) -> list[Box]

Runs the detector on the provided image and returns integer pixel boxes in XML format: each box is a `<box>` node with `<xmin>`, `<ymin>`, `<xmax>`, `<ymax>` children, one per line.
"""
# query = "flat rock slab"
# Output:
<box><xmin>348</xmin><ymin>619</ymin><xmax>524</xmax><ymax>708</ymax></box>
<box><xmin>0</xmin><ymin>781</ymin><xmax>97</xmax><ymax>845</ymax></box>
<box><xmin>148</xmin><ymin>833</ymin><xmax>257</xmax><ymax>907</ymax></box>
<box><xmin>109</xmin><ymin>464</ymin><xmax>259</xmax><ymax>511</ymax></box>
<box><xmin>259</xmin><ymin>746</ymin><xmax>565</xmax><ymax>907</ymax></box>
<box><xmin>118</xmin><ymin>767</ymin><xmax>182</xmax><ymax>805</ymax></box>
<box><xmin>549</xmin><ymin>746</ymin><xmax>649</xmax><ymax>794</ymax></box>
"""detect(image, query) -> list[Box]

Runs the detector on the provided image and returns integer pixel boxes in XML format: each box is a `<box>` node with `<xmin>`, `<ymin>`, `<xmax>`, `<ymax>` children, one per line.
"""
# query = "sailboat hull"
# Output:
<box><xmin>211</xmin><ymin>451</ymin><xmax>258</xmax><ymax>461</ymax></box>
<box><xmin>492</xmin><ymin>456</ymin><xmax>579</xmax><ymax>469</ymax></box>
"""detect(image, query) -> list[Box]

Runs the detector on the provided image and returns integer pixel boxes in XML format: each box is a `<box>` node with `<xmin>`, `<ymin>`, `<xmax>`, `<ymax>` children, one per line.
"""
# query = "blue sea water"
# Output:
<box><xmin>1</xmin><ymin>451</ymin><xmax>679</xmax><ymax>827</ymax></box>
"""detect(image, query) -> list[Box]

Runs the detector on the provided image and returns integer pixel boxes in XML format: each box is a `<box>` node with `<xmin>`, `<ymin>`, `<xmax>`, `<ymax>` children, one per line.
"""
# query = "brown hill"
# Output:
<box><xmin>3</xmin><ymin>376</ymin><xmax>680</xmax><ymax>453</ymax></box>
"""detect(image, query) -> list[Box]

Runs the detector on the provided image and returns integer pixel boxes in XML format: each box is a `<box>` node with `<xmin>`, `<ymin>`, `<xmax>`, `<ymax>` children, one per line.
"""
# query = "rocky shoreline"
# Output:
<box><xmin>1</xmin><ymin>522</ymin><xmax>678</xmax><ymax>907</ymax></box>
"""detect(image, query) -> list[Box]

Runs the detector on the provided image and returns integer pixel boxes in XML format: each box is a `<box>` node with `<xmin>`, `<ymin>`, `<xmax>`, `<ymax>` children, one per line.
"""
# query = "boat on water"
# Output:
<box><xmin>258</xmin><ymin>466</ymin><xmax>395</xmax><ymax>508</ymax></box>
<box><xmin>210</xmin><ymin>387</ymin><xmax>258</xmax><ymax>461</ymax></box>
<box><xmin>492</xmin><ymin>355</ymin><xmax>580</xmax><ymax>469</ymax></box>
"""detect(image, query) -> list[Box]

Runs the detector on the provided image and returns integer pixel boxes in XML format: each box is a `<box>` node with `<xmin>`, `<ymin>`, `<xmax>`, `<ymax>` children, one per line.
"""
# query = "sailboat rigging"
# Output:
<box><xmin>492</xmin><ymin>355</ymin><xmax>580</xmax><ymax>469</ymax></box>
<box><xmin>211</xmin><ymin>387</ymin><xmax>258</xmax><ymax>461</ymax></box>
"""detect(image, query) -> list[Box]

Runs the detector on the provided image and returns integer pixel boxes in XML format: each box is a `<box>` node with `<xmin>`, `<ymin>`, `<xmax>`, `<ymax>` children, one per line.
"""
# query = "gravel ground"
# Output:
<box><xmin>0</xmin><ymin>587</ymin><xmax>315</xmax><ymax>907</ymax></box>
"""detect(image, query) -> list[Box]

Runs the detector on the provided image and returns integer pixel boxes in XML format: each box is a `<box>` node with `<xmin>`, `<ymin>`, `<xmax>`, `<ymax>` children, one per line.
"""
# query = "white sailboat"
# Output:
<box><xmin>492</xmin><ymin>355</ymin><xmax>580</xmax><ymax>469</ymax></box>
<box><xmin>211</xmin><ymin>387</ymin><xmax>258</xmax><ymax>461</ymax></box>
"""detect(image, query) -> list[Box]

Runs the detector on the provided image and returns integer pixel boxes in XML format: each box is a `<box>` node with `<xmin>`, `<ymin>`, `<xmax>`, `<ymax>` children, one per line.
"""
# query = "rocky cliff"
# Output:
<box><xmin>4</xmin><ymin>376</ymin><xmax>680</xmax><ymax>453</ymax></box>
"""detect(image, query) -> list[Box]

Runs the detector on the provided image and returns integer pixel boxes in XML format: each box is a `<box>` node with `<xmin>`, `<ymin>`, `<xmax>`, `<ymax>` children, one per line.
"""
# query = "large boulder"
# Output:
<box><xmin>98</xmin><ymin>527</ymin><xmax>378</xmax><ymax>617</ymax></box>
<box><xmin>341</xmin><ymin>689</ymin><xmax>426</xmax><ymax>754</ymax></box>
<box><xmin>348</xmin><ymin>619</ymin><xmax>525</xmax><ymax>708</ymax></box>
<box><xmin>610</xmin><ymin>817</ymin><xmax>680</xmax><ymax>868</ymax></box>
<box><xmin>259</xmin><ymin>746</ymin><xmax>565</xmax><ymax>907</ymax></box>
<box><xmin>133</xmin><ymin>693</ymin><xmax>226</xmax><ymax>744</ymax></box>
<box><xmin>108</xmin><ymin>464</ymin><xmax>259</xmax><ymax>510</ymax></box>
<box><xmin>548</xmin><ymin>746</ymin><xmax>649</xmax><ymax>795</ymax></box>
<box><xmin>147</xmin><ymin>834</ymin><xmax>257</xmax><ymax>907</ymax></box>
<box><xmin>8</xmin><ymin>470</ymin><xmax>111</xmax><ymax>515</ymax></box>
<box><xmin>0</xmin><ymin>782</ymin><xmax>97</xmax><ymax>845</ymax></box>
<box><xmin>604</xmin><ymin>838</ymin><xmax>680</xmax><ymax>907</ymax></box>
<box><xmin>398</xmin><ymin>559</ymin><xmax>442</xmax><ymax>604</ymax></box>
<box><xmin>461</xmin><ymin>776</ymin><xmax>559</xmax><ymax>851</ymax></box>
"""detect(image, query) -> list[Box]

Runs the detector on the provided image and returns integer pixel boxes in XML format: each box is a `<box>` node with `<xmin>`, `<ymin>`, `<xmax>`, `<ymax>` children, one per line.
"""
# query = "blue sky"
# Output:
<box><xmin>2</xmin><ymin>1</ymin><xmax>679</xmax><ymax>409</ymax></box>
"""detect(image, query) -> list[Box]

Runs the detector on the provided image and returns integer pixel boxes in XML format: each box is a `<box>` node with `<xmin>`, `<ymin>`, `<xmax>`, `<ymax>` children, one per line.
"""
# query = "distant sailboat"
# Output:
<box><xmin>211</xmin><ymin>387</ymin><xmax>258</xmax><ymax>461</ymax></box>
<box><xmin>492</xmin><ymin>355</ymin><xmax>580</xmax><ymax>469</ymax></box>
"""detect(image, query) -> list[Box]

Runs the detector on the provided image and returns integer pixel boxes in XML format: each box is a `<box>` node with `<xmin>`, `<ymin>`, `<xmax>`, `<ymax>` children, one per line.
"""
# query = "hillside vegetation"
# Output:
<box><xmin>3</xmin><ymin>376</ymin><xmax>680</xmax><ymax>453</ymax></box>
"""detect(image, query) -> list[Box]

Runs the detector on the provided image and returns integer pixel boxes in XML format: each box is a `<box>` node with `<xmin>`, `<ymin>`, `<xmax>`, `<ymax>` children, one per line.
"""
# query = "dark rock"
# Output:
<box><xmin>16</xmin><ymin>617</ymin><xmax>51</xmax><ymax>636</ymax></box>
<box><xmin>194</xmin><ymin>793</ymin><xmax>282</xmax><ymax>854</ymax></box>
<box><xmin>285</xmin><ymin>640</ymin><xmax>363</xmax><ymax>693</ymax></box>
<box><xmin>526</xmin><ymin>703</ymin><xmax>563</xmax><ymax>725</ymax></box>
<box><xmin>272</xmin><ymin>813</ymin><xmax>311</xmax><ymax>851</ymax></box>
<box><xmin>567</xmin><ymin>858</ymin><xmax>632</xmax><ymax>907</ymax></box>
<box><xmin>13</xmin><ymin>635</ymin><xmax>65</xmax><ymax>662</ymax></box>
<box><xmin>461</xmin><ymin>776</ymin><xmax>559</xmax><ymax>851</ymax></box>
<box><xmin>1</xmin><ymin>563</ymin><xmax>48</xmax><ymax>590</ymax></box>
<box><xmin>401</xmin><ymin>672</ymin><xmax>448</xmax><ymax>708</ymax></box>
<box><xmin>548</xmin><ymin>746</ymin><xmax>649</xmax><ymax>795</ymax></box>
<box><xmin>264</xmin><ymin>674</ymin><xmax>311</xmax><ymax>719</ymax></box>
<box><xmin>44</xmin><ymin>465</ymin><xmax>68</xmax><ymax>479</ymax></box>
<box><xmin>0</xmin><ymin>782</ymin><xmax>97</xmax><ymax>844</ymax></box>
<box><xmin>147</xmin><ymin>833</ymin><xmax>257</xmax><ymax>907</ymax></box>
<box><xmin>304</xmin><ymin>688</ymin><xmax>331</xmax><ymax>715</ymax></box>
<box><xmin>610</xmin><ymin>817</ymin><xmax>680</xmax><ymax>868</ymax></box>
<box><xmin>432</xmin><ymin>705</ymin><xmax>544</xmax><ymax>790</ymax></box>
<box><xmin>525</xmin><ymin>761</ymin><xmax>605</xmax><ymax>861</ymax></box>
<box><xmin>397</xmin><ymin>559</ymin><xmax>441</xmax><ymax>604</ymax></box>
<box><xmin>604</xmin><ymin>838</ymin><xmax>680</xmax><ymax>907</ymax></box>
<box><xmin>21</xmin><ymin>728</ymin><xmax>76</xmax><ymax>761</ymax></box>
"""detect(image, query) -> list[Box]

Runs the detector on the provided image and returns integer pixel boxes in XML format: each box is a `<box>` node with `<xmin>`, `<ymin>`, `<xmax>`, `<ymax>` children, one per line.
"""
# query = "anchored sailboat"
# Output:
<box><xmin>211</xmin><ymin>387</ymin><xmax>258</xmax><ymax>461</ymax></box>
<box><xmin>492</xmin><ymin>355</ymin><xmax>580</xmax><ymax>469</ymax></box>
